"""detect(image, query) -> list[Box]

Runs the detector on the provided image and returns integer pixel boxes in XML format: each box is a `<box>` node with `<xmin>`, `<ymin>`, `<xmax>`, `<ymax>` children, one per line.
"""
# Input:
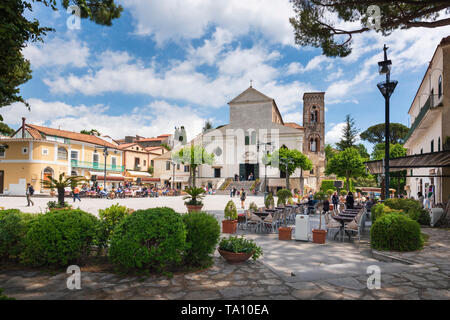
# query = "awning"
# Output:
<box><xmin>140</xmin><ymin>177</ymin><xmax>160</xmax><ymax>182</ymax></box>
<box><xmin>126</xmin><ymin>171</ymin><xmax>152</xmax><ymax>177</ymax></box>
<box><xmin>92</xmin><ymin>172</ymin><xmax>125</xmax><ymax>181</ymax></box>
<box><xmin>365</xmin><ymin>150</ymin><xmax>450</xmax><ymax>175</ymax></box>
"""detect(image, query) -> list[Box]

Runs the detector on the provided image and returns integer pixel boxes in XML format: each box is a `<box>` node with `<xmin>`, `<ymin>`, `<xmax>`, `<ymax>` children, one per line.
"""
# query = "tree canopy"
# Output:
<box><xmin>325</xmin><ymin>147</ymin><xmax>366</xmax><ymax>192</ymax></box>
<box><xmin>80</xmin><ymin>129</ymin><xmax>101</xmax><ymax>136</ymax></box>
<box><xmin>371</xmin><ymin>142</ymin><xmax>407</xmax><ymax>160</ymax></box>
<box><xmin>0</xmin><ymin>122</ymin><xmax>15</xmax><ymax>136</ymax></box>
<box><xmin>289</xmin><ymin>0</ymin><xmax>450</xmax><ymax>57</ymax></box>
<box><xmin>172</xmin><ymin>145</ymin><xmax>215</xmax><ymax>187</ymax></box>
<box><xmin>268</xmin><ymin>147</ymin><xmax>312</xmax><ymax>190</ymax></box>
<box><xmin>0</xmin><ymin>0</ymin><xmax>122</xmax><ymax>115</ymax></box>
<box><xmin>335</xmin><ymin>114</ymin><xmax>359</xmax><ymax>151</ymax></box>
<box><xmin>360</xmin><ymin>123</ymin><xmax>410</xmax><ymax>145</ymax></box>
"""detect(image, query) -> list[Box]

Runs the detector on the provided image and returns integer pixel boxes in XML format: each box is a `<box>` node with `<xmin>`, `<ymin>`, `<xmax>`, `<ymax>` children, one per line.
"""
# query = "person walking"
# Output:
<box><xmin>240</xmin><ymin>188</ymin><xmax>246</xmax><ymax>209</ymax></box>
<box><xmin>232</xmin><ymin>187</ymin><xmax>237</xmax><ymax>197</ymax></box>
<box><xmin>332</xmin><ymin>191</ymin><xmax>339</xmax><ymax>212</ymax></box>
<box><xmin>73</xmin><ymin>186</ymin><xmax>81</xmax><ymax>202</ymax></box>
<box><xmin>26</xmin><ymin>183</ymin><xmax>34</xmax><ymax>207</ymax></box>
<box><xmin>417</xmin><ymin>192</ymin><xmax>424</xmax><ymax>208</ymax></box>
<box><xmin>230</xmin><ymin>187</ymin><xmax>233</xmax><ymax>198</ymax></box>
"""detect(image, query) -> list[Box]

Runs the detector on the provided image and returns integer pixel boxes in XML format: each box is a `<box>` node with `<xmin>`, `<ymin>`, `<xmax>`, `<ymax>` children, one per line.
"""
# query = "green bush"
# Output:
<box><xmin>224</xmin><ymin>200</ymin><xmax>237</xmax><ymax>220</ymax></box>
<box><xmin>384</xmin><ymin>198</ymin><xmax>430</xmax><ymax>226</ymax></box>
<box><xmin>249</xmin><ymin>202</ymin><xmax>258</xmax><ymax>212</ymax></box>
<box><xmin>265</xmin><ymin>193</ymin><xmax>274</xmax><ymax>208</ymax></box>
<box><xmin>313</xmin><ymin>191</ymin><xmax>327</xmax><ymax>201</ymax></box>
<box><xmin>0</xmin><ymin>288</ymin><xmax>14</xmax><ymax>300</ymax></box>
<box><xmin>326</xmin><ymin>189</ymin><xmax>335</xmax><ymax>197</ymax></box>
<box><xmin>21</xmin><ymin>209</ymin><xmax>99</xmax><ymax>267</ymax></box>
<box><xmin>371</xmin><ymin>213</ymin><xmax>423</xmax><ymax>251</ymax></box>
<box><xmin>371</xmin><ymin>203</ymin><xmax>403</xmax><ymax>223</ymax></box>
<box><xmin>320</xmin><ymin>180</ymin><xmax>337</xmax><ymax>192</ymax></box>
<box><xmin>109</xmin><ymin>208</ymin><xmax>186</xmax><ymax>272</ymax></box>
<box><xmin>0</xmin><ymin>210</ymin><xmax>36</xmax><ymax>262</ymax></box>
<box><xmin>98</xmin><ymin>203</ymin><xmax>132</xmax><ymax>243</ymax></box>
<box><xmin>183</xmin><ymin>211</ymin><xmax>220</xmax><ymax>267</ymax></box>
<box><xmin>276</xmin><ymin>189</ymin><xmax>292</xmax><ymax>205</ymax></box>
<box><xmin>340</xmin><ymin>190</ymin><xmax>347</xmax><ymax>196</ymax></box>
<box><xmin>218</xmin><ymin>236</ymin><xmax>263</xmax><ymax>261</ymax></box>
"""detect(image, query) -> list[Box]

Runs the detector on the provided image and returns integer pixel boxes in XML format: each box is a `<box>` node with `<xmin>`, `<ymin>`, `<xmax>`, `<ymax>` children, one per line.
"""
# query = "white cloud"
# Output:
<box><xmin>120</xmin><ymin>0</ymin><xmax>295</xmax><ymax>46</ymax></box>
<box><xmin>22</xmin><ymin>37</ymin><xmax>90</xmax><ymax>69</ymax></box>
<box><xmin>325</xmin><ymin>122</ymin><xmax>346</xmax><ymax>146</ymax></box>
<box><xmin>2</xmin><ymin>99</ymin><xmax>207</xmax><ymax>141</ymax></box>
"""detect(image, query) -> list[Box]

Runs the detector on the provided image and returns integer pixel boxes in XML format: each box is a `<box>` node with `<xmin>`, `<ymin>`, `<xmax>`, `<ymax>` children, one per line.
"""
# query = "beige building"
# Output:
<box><xmin>153</xmin><ymin>150</ymin><xmax>191</xmax><ymax>189</ymax></box>
<box><xmin>0</xmin><ymin>119</ymin><xmax>124</xmax><ymax>195</ymax></box>
<box><xmin>404</xmin><ymin>36</ymin><xmax>450</xmax><ymax>204</ymax></box>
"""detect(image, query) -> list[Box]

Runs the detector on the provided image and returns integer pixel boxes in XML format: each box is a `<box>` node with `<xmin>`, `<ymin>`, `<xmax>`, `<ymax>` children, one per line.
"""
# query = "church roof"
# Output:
<box><xmin>284</xmin><ymin>123</ymin><xmax>304</xmax><ymax>130</ymax></box>
<box><xmin>228</xmin><ymin>86</ymin><xmax>274</xmax><ymax>105</ymax></box>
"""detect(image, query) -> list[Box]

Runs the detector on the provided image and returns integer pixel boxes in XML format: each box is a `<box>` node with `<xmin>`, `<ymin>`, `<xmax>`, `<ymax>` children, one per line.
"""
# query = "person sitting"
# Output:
<box><xmin>346</xmin><ymin>191</ymin><xmax>355</xmax><ymax>209</ymax></box>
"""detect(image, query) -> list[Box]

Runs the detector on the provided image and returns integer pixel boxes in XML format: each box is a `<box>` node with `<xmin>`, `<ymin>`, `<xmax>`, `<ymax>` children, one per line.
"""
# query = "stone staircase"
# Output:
<box><xmin>215</xmin><ymin>180</ymin><xmax>259</xmax><ymax>195</ymax></box>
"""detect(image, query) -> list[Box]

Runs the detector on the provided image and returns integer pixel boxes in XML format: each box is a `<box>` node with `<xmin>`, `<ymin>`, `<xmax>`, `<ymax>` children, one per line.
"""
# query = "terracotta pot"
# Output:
<box><xmin>278</xmin><ymin>227</ymin><xmax>292</xmax><ymax>240</ymax></box>
<box><xmin>312</xmin><ymin>229</ymin><xmax>327</xmax><ymax>244</ymax></box>
<box><xmin>218</xmin><ymin>249</ymin><xmax>252</xmax><ymax>264</ymax></box>
<box><xmin>222</xmin><ymin>220</ymin><xmax>238</xmax><ymax>234</ymax></box>
<box><xmin>186</xmin><ymin>204</ymin><xmax>203</xmax><ymax>213</ymax></box>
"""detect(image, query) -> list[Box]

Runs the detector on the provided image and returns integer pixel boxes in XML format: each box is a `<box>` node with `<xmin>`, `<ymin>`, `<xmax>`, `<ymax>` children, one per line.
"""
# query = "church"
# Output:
<box><xmin>192</xmin><ymin>86</ymin><xmax>327</xmax><ymax>193</ymax></box>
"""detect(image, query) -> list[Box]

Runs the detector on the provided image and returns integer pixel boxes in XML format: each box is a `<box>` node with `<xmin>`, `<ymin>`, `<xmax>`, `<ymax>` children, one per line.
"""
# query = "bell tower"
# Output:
<box><xmin>303</xmin><ymin>92</ymin><xmax>325</xmax><ymax>155</ymax></box>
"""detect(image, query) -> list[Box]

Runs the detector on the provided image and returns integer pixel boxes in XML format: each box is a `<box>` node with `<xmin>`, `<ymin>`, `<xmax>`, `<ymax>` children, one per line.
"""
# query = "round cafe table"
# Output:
<box><xmin>333</xmin><ymin>216</ymin><xmax>355</xmax><ymax>241</ymax></box>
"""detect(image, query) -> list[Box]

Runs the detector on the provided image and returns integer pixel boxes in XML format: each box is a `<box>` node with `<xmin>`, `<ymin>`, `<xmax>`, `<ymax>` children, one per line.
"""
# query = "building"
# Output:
<box><xmin>153</xmin><ymin>150</ymin><xmax>191</xmax><ymax>190</ymax></box>
<box><xmin>403</xmin><ymin>36</ymin><xmax>450</xmax><ymax>204</ymax></box>
<box><xmin>116</xmin><ymin>134</ymin><xmax>175</xmax><ymax>149</ymax></box>
<box><xmin>0</xmin><ymin>118</ymin><xmax>124</xmax><ymax>195</ymax></box>
<box><xmin>174</xmin><ymin>86</ymin><xmax>327</xmax><ymax>192</ymax></box>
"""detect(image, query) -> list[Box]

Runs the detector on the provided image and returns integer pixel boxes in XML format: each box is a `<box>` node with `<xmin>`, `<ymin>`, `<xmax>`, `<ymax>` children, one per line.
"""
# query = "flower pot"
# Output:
<box><xmin>278</xmin><ymin>227</ymin><xmax>292</xmax><ymax>240</ymax></box>
<box><xmin>222</xmin><ymin>220</ymin><xmax>238</xmax><ymax>234</ymax></box>
<box><xmin>312</xmin><ymin>229</ymin><xmax>327</xmax><ymax>244</ymax></box>
<box><xmin>218</xmin><ymin>249</ymin><xmax>252</xmax><ymax>264</ymax></box>
<box><xmin>186</xmin><ymin>204</ymin><xmax>203</xmax><ymax>213</ymax></box>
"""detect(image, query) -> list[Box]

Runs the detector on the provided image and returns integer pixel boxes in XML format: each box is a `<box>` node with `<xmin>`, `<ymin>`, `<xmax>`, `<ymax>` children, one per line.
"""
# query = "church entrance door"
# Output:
<box><xmin>239</xmin><ymin>163</ymin><xmax>259</xmax><ymax>181</ymax></box>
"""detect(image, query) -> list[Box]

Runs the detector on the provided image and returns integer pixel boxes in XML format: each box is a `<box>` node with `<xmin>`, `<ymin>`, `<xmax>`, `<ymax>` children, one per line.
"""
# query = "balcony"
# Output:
<box><xmin>404</xmin><ymin>94</ymin><xmax>444</xmax><ymax>143</ymax></box>
<box><xmin>71</xmin><ymin>160</ymin><xmax>124</xmax><ymax>172</ymax></box>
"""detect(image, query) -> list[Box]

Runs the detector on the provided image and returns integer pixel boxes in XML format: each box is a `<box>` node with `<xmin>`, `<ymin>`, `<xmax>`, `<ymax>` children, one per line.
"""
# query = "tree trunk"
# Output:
<box><xmin>57</xmin><ymin>187</ymin><xmax>65</xmax><ymax>207</ymax></box>
<box><xmin>192</xmin><ymin>166</ymin><xmax>197</xmax><ymax>188</ymax></box>
<box><xmin>286</xmin><ymin>174</ymin><xmax>290</xmax><ymax>191</ymax></box>
<box><xmin>299</xmin><ymin>169</ymin><xmax>304</xmax><ymax>196</ymax></box>
<box><xmin>346</xmin><ymin>171</ymin><xmax>350</xmax><ymax>193</ymax></box>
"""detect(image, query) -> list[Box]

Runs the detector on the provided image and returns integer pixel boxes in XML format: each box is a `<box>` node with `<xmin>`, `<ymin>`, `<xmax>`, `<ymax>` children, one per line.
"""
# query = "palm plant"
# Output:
<box><xmin>183</xmin><ymin>187</ymin><xmax>206</xmax><ymax>205</ymax></box>
<box><xmin>41</xmin><ymin>173</ymin><xmax>86</xmax><ymax>207</ymax></box>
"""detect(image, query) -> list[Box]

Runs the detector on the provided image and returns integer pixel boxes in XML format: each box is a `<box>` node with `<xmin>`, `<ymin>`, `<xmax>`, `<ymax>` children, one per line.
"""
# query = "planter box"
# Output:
<box><xmin>222</xmin><ymin>220</ymin><xmax>238</xmax><ymax>234</ymax></box>
<box><xmin>218</xmin><ymin>249</ymin><xmax>252</xmax><ymax>264</ymax></box>
<box><xmin>186</xmin><ymin>204</ymin><xmax>203</xmax><ymax>213</ymax></box>
<box><xmin>278</xmin><ymin>227</ymin><xmax>292</xmax><ymax>240</ymax></box>
<box><xmin>312</xmin><ymin>229</ymin><xmax>327</xmax><ymax>244</ymax></box>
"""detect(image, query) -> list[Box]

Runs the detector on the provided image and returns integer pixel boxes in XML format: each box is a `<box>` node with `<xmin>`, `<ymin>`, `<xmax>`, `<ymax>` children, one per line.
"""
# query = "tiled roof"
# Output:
<box><xmin>26</xmin><ymin>124</ymin><xmax>118</xmax><ymax>148</ymax></box>
<box><xmin>440</xmin><ymin>35</ymin><xmax>450</xmax><ymax>46</ymax></box>
<box><xmin>284</xmin><ymin>122</ymin><xmax>304</xmax><ymax>130</ymax></box>
<box><xmin>26</xmin><ymin>127</ymin><xmax>43</xmax><ymax>139</ymax></box>
<box><xmin>157</xmin><ymin>134</ymin><xmax>171</xmax><ymax>138</ymax></box>
<box><xmin>137</xmin><ymin>137</ymin><xmax>164</xmax><ymax>142</ymax></box>
<box><xmin>118</xmin><ymin>143</ymin><xmax>138</xmax><ymax>149</ymax></box>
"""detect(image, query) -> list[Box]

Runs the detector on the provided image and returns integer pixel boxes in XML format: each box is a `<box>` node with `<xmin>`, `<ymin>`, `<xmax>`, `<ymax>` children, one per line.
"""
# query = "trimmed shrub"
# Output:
<box><xmin>98</xmin><ymin>203</ymin><xmax>132</xmax><ymax>243</ymax></box>
<box><xmin>340</xmin><ymin>190</ymin><xmax>347</xmax><ymax>196</ymax></box>
<box><xmin>326</xmin><ymin>189</ymin><xmax>335</xmax><ymax>197</ymax></box>
<box><xmin>265</xmin><ymin>193</ymin><xmax>274</xmax><ymax>208</ymax></box>
<box><xmin>0</xmin><ymin>210</ymin><xmax>36</xmax><ymax>262</ymax></box>
<box><xmin>371</xmin><ymin>203</ymin><xmax>403</xmax><ymax>223</ymax></box>
<box><xmin>384</xmin><ymin>198</ymin><xmax>430</xmax><ymax>226</ymax></box>
<box><xmin>109</xmin><ymin>208</ymin><xmax>186</xmax><ymax>272</ymax></box>
<box><xmin>371</xmin><ymin>213</ymin><xmax>423</xmax><ymax>251</ymax></box>
<box><xmin>320</xmin><ymin>180</ymin><xmax>337</xmax><ymax>192</ymax></box>
<box><xmin>21</xmin><ymin>209</ymin><xmax>99</xmax><ymax>267</ymax></box>
<box><xmin>183</xmin><ymin>211</ymin><xmax>220</xmax><ymax>267</ymax></box>
<box><xmin>224</xmin><ymin>201</ymin><xmax>237</xmax><ymax>220</ymax></box>
<box><xmin>249</xmin><ymin>202</ymin><xmax>258</xmax><ymax>212</ymax></box>
<box><xmin>276</xmin><ymin>189</ymin><xmax>292</xmax><ymax>205</ymax></box>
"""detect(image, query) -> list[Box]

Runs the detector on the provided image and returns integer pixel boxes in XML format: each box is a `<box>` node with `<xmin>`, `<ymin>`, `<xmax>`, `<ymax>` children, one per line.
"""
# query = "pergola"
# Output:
<box><xmin>364</xmin><ymin>150</ymin><xmax>450</xmax><ymax>177</ymax></box>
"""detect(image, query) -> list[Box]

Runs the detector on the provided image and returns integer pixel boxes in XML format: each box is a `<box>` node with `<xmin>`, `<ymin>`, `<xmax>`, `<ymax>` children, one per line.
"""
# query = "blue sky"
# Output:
<box><xmin>3</xmin><ymin>0</ymin><xmax>450</xmax><ymax>153</ymax></box>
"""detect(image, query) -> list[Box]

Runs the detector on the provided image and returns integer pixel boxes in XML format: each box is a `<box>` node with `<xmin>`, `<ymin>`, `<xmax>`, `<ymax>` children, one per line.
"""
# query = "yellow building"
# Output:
<box><xmin>0</xmin><ymin>119</ymin><xmax>124</xmax><ymax>195</ymax></box>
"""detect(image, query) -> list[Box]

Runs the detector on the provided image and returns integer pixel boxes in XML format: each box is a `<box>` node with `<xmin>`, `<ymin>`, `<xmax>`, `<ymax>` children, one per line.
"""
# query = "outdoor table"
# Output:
<box><xmin>264</xmin><ymin>209</ymin><xmax>278</xmax><ymax>212</ymax></box>
<box><xmin>333</xmin><ymin>216</ymin><xmax>356</xmax><ymax>241</ymax></box>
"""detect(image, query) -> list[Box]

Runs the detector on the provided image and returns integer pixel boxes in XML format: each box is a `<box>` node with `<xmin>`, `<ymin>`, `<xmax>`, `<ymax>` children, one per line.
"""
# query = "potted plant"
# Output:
<box><xmin>312</xmin><ymin>191</ymin><xmax>327</xmax><ymax>244</ymax></box>
<box><xmin>276</xmin><ymin>189</ymin><xmax>293</xmax><ymax>240</ymax></box>
<box><xmin>47</xmin><ymin>201</ymin><xmax>72</xmax><ymax>212</ymax></box>
<box><xmin>218</xmin><ymin>236</ymin><xmax>263</xmax><ymax>264</ymax></box>
<box><xmin>183</xmin><ymin>187</ymin><xmax>206</xmax><ymax>212</ymax></box>
<box><xmin>222</xmin><ymin>200</ymin><xmax>238</xmax><ymax>233</ymax></box>
<box><xmin>265</xmin><ymin>193</ymin><xmax>274</xmax><ymax>209</ymax></box>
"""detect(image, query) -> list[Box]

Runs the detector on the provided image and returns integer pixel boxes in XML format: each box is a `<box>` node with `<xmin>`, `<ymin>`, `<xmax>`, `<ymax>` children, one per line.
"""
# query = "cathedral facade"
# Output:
<box><xmin>192</xmin><ymin>86</ymin><xmax>327</xmax><ymax>192</ymax></box>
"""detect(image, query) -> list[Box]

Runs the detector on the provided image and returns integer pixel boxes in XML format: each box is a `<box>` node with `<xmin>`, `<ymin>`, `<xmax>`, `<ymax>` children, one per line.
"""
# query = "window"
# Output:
<box><xmin>143</xmin><ymin>160</ymin><xmax>146</xmax><ymax>167</ymax></box>
<box><xmin>93</xmin><ymin>153</ymin><xmax>99</xmax><ymax>168</ymax></box>
<box><xmin>151</xmin><ymin>160</ymin><xmax>154</xmax><ymax>167</ymax></box>
<box><xmin>70</xmin><ymin>150</ymin><xmax>78</xmax><ymax>163</ymax></box>
<box><xmin>251</xmin><ymin>131</ymin><xmax>257</xmax><ymax>145</ymax></box>
<box><xmin>57</xmin><ymin>147</ymin><xmax>68</xmax><ymax>160</ymax></box>
<box><xmin>438</xmin><ymin>137</ymin><xmax>441</xmax><ymax>152</ymax></box>
<box><xmin>214</xmin><ymin>168</ymin><xmax>221</xmax><ymax>178</ymax></box>
<box><xmin>111</xmin><ymin>157</ymin><xmax>117</xmax><ymax>169</ymax></box>
<box><xmin>22</xmin><ymin>147</ymin><xmax>28</xmax><ymax>154</ymax></box>
<box><xmin>438</xmin><ymin>75</ymin><xmax>442</xmax><ymax>98</ymax></box>
<box><xmin>134</xmin><ymin>157</ymin><xmax>140</xmax><ymax>167</ymax></box>
<box><xmin>310</xmin><ymin>169</ymin><xmax>314</xmax><ymax>175</ymax></box>
<box><xmin>310</xmin><ymin>106</ymin><xmax>318</xmax><ymax>123</ymax></box>
<box><xmin>177</xmin><ymin>163</ymin><xmax>180</xmax><ymax>170</ymax></box>
<box><xmin>0</xmin><ymin>149</ymin><xmax>5</xmax><ymax>158</ymax></box>
<box><xmin>42</xmin><ymin>148</ymin><xmax>49</xmax><ymax>156</ymax></box>
<box><xmin>71</xmin><ymin>170</ymin><xmax>77</xmax><ymax>176</ymax></box>
<box><xmin>184</xmin><ymin>165</ymin><xmax>190</xmax><ymax>172</ymax></box>
<box><xmin>245</xmin><ymin>134</ymin><xmax>250</xmax><ymax>145</ymax></box>
<box><xmin>420</xmin><ymin>148</ymin><xmax>423</xmax><ymax>154</ymax></box>
<box><xmin>166</xmin><ymin>161</ymin><xmax>171</xmax><ymax>170</ymax></box>
<box><xmin>431</xmin><ymin>140</ymin><xmax>434</xmax><ymax>153</ymax></box>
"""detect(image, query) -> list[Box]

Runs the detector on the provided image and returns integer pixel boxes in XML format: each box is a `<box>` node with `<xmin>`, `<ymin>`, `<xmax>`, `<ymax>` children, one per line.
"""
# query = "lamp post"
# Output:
<box><xmin>257</xmin><ymin>141</ymin><xmax>272</xmax><ymax>201</ymax></box>
<box><xmin>377</xmin><ymin>44</ymin><xmax>398</xmax><ymax>200</ymax></box>
<box><xmin>171</xmin><ymin>160</ymin><xmax>176</xmax><ymax>190</ymax></box>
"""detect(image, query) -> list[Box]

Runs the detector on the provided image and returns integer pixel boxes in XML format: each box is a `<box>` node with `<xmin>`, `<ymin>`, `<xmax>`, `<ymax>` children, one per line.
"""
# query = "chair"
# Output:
<box><xmin>262</xmin><ymin>214</ymin><xmax>277</xmax><ymax>233</ymax></box>
<box><xmin>324</xmin><ymin>212</ymin><xmax>341</xmax><ymax>240</ymax></box>
<box><xmin>237</xmin><ymin>214</ymin><xmax>247</xmax><ymax>230</ymax></box>
<box><xmin>344</xmin><ymin>210</ymin><xmax>364</xmax><ymax>243</ymax></box>
<box><xmin>250</xmin><ymin>214</ymin><xmax>263</xmax><ymax>233</ymax></box>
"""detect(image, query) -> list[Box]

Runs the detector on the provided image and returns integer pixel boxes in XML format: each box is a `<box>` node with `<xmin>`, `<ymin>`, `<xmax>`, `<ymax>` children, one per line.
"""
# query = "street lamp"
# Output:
<box><xmin>377</xmin><ymin>44</ymin><xmax>398</xmax><ymax>200</ymax></box>
<box><xmin>171</xmin><ymin>160</ymin><xmax>176</xmax><ymax>190</ymax></box>
<box><xmin>95</xmin><ymin>145</ymin><xmax>112</xmax><ymax>191</ymax></box>
<box><xmin>257</xmin><ymin>141</ymin><xmax>272</xmax><ymax>201</ymax></box>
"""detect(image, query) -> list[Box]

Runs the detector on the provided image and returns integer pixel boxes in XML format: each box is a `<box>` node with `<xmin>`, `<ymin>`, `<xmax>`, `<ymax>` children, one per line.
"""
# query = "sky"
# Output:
<box><xmin>3</xmin><ymin>0</ymin><xmax>450</xmax><ymax>153</ymax></box>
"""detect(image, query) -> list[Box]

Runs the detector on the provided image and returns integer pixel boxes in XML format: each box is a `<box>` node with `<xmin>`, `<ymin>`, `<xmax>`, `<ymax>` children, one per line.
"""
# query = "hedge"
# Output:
<box><xmin>21</xmin><ymin>209</ymin><xmax>99</xmax><ymax>267</ymax></box>
<box><xmin>320</xmin><ymin>179</ymin><xmax>354</xmax><ymax>192</ymax></box>
<box><xmin>384</xmin><ymin>198</ymin><xmax>430</xmax><ymax>226</ymax></box>
<box><xmin>109</xmin><ymin>208</ymin><xmax>186</xmax><ymax>272</ymax></box>
<box><xmin>371</xmin><ymin>213</ymin><xmax>423</xmax><ymax>251</ymax></box>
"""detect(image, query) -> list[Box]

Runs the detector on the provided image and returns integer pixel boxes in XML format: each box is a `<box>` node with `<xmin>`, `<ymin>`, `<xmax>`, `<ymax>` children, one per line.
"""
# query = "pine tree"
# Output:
<box><xmin>336</xmin><ymin>114</ymin><xmax>359</xmax><ymax>151</ymax></box>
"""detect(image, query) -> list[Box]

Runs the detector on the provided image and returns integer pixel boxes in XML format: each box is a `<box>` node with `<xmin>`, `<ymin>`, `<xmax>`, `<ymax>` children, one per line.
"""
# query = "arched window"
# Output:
<box><xmin>438</xmin><ymin>75</ymin><xmax>442</xmax><ymax>99</ymax></box>
<box><xmin>71</xmin><ymin>170</ymin><xmax>77</xmax><ymax>176</ymax></box>
<box><xmin>43</xmin><ymin>167</ymin><xmax>54</xmax><ymax>187</ymax></box>
<box><xmin>309</xmin><ymin>136</ymin><xmax>320</xmax><ymax>152</ymax></box>
<box><xmin>57</xmin><ymin>147</ymin><xmax>68</xmax><ymax>160</ymax></box>
<box><xmin>310</xmin><ymin>106</ymin><xmax>319</xmax><ymax>123</ymax></box>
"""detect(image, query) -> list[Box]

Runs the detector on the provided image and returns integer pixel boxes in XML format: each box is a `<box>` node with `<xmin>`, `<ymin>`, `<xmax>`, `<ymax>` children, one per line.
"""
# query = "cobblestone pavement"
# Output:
<box><xmin>1</xmin><ymin>228</ymin><xmax>449</xmax><ymax>300</ymax></box>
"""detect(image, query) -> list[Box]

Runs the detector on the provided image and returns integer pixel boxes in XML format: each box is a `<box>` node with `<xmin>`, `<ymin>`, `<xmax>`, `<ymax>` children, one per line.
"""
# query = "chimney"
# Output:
<box><xmin>22</xmin><ymin>117</ymin><xmax>26</xmax><ymax>138</ymax></box>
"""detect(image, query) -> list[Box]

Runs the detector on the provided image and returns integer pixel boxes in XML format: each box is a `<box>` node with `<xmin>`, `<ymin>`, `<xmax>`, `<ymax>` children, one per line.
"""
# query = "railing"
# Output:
<box><xmin>70</xmin><ymin>160</ymin><xmax>124</xmax><ymax>172</ymax></box>
<box><xmin>405</xmin><ymin>94</ymin><xmax>444</xmax><ymax>142</ymax></box>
